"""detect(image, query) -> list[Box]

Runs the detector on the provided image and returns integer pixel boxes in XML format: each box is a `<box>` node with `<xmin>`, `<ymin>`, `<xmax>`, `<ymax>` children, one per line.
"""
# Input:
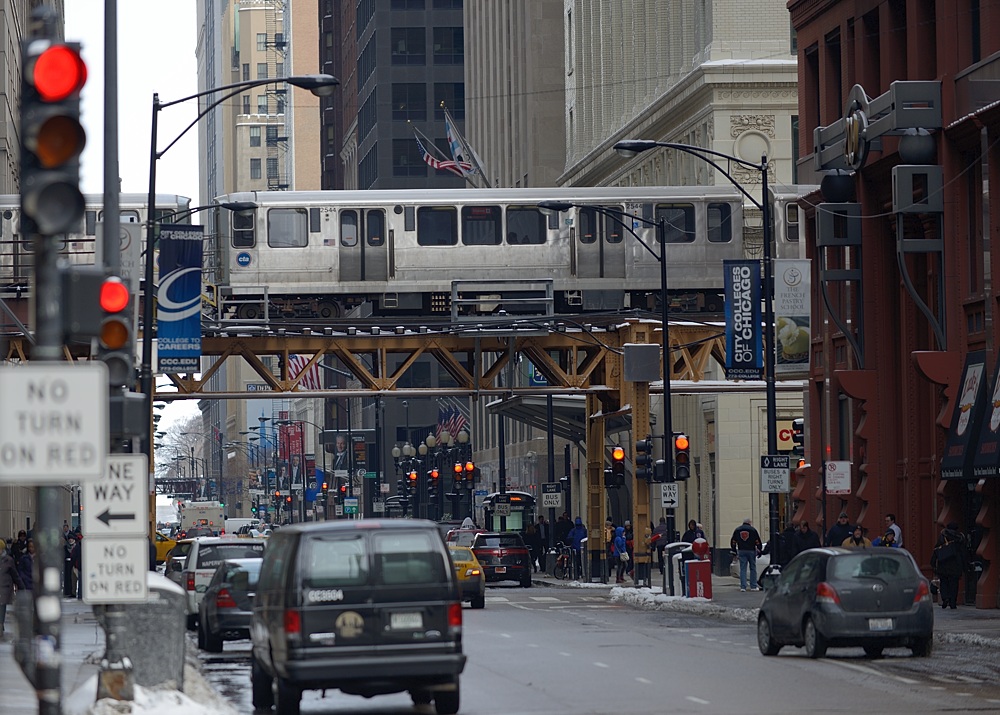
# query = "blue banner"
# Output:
<box><xmin>724</xmin><ymin>260</ymin><xmax>763</xmax><ymax>380</ymax></box>
<box><xmin>156</xmin><ymin>223</ymin><xmax>203</xmax><ymax>373</ymax></box>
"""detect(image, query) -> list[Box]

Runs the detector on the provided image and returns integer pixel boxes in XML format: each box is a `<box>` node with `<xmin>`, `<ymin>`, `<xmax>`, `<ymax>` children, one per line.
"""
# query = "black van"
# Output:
<box><xmin>250</xmin><ymin>519</ymin><xmax>467</xmax><ymax>715</ymax></box>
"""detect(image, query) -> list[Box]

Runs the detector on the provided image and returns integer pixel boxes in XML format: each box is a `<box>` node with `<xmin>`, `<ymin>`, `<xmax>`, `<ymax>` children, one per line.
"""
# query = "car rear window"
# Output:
<box><xmin>301</xmin><ymin>534</ymin><xmax>369</xmax><ymax>588</ymax></box>
<box><xmin>197</xmin><ymin>543</ymin><xmax>265</xmax><ymax>569</ymax></box>
<box><xmin>449</xmin><ymin>547</ymin><xmax>475</xmax><ymax>563</ymax></box>
<box><xmin>476</xmin><ymin>535</ymin><xmax>524</xmax><ymax>549</ymax></box>
<box><xmin>375</xmin><ymin>531</ymin><xmax>447</xmax><ymax>586</ymax></box>
<box><xmin>230</xmin><ymin>562</ymin><xmax>262</xmax><ymax>590</ymax></box>
<box><xmin>829</xmin><ymin>553</ymin><xmax>917</xmax><ymax>582</ymax></box>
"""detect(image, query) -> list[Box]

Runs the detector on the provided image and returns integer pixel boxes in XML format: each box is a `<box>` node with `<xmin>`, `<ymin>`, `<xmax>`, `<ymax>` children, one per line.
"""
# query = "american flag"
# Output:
<box><xmin>436</xmin><ymin>406</ymin><xmax>468</xmax><ymax>441</ymax></box>
<box><xmin>415</xmin><ymin>134</ymin><xmax>472</xmax><ymax>177</ymax></box>
<box><xmin>288</xmin><ymin>354</ymin><xmax>323</xmax><ymax>390</ymax></box>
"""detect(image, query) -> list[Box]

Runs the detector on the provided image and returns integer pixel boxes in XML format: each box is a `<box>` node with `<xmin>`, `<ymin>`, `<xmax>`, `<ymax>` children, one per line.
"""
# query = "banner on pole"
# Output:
<box><xmin>156</xmin><ymin>223</ymin><xmax>204</xmax><ymax>373</ymax></box>
<box><xmin>774</xmin><ymin>259</ymin><xmax>811</xmax><ymax>375</ymax></box>
<box><xmin>724</xmin><ymin>260</ymin><xmax>762</xmax><ymax>380</ymax></box>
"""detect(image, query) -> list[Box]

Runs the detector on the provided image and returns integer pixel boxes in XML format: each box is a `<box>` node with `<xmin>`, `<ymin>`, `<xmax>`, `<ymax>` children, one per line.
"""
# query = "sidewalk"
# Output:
<box><xmin>531</xmin><ymin>567</ymin><xmax>1000</xmax><ymax>645</ymax></box>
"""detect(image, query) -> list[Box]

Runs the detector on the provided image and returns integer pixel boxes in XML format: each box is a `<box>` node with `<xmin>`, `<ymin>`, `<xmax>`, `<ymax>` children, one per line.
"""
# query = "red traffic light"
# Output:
<box><xmin>286</xmin><ymin>496</ymin><xmax>292</xmax><ymax>503</ymax></box>
<box><xmin>611</xmin><ymin>445</ymin><xmax>625</xmax><ymax>461</ymax></box>
<box><xmin>99</xmin><ymin>277</ymin><xmax>129</xmax><ymax>313</ymax></box>
<box><xmin>430</xmin><ymin>469</ymin><xmax>439</xmax><ymax>479</ymax></box>
<box><xmin>32</xmin><ymin>45</ymin><xmax>87</xmax><ymax>102</ymax></box>
<box><xmin>674</xmin><ymin>434</ymin><xmax>689</xmax><ymax>451</ymax></box>
<box><xmin>408</xmin><ymin>470</ymin><xmax>418</xmax><ymax>482</ymax></box>
<box><xmin>339</xmin><ymin>483</ymin><xmax>347</xmax><ymax>494</ymax></box>
<box><xmin>274</xmin><ymin>491</ymin><xmax>281</xmax><ymax>498</ymax></box>
<box><xmin>321</xmin><ymin>482</ymin><xmax>328</xmax><ymax>490</ymax></box>
<box><xmin>454</xmin><ymin>462</ymin><xmax>463</xmax><ymax>476</ymax></box>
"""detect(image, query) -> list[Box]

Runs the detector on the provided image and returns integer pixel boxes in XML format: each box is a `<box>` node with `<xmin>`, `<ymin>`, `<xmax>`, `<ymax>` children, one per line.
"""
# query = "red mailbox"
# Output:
<box><xmin>685</xmin><ymin>560</ymin><xmax>713</xmax><ymax>599</ymax></box>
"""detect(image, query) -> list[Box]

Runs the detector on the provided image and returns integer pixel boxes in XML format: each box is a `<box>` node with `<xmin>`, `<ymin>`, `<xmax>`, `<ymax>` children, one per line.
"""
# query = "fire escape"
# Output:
<box><xmin>265</xmin><ymin>0</ymin><xmax>289</xmax><ymax>190</ymax></box>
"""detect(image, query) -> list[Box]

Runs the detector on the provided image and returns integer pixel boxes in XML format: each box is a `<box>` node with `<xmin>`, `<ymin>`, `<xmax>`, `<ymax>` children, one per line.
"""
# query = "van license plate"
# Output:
<box><xmin>868</xmin><ymin>618</ymin><xmax>893</xmax><ymax>631</ymax></box>
<box><xmin>391</xmin><ymin>612</ymin><xmax>423</xmax><ymax>630</ymax></box>
<box><xmin>495</xmin><ymin>566</ymin><xmax>506</xmax><ymax>574</ymax></box>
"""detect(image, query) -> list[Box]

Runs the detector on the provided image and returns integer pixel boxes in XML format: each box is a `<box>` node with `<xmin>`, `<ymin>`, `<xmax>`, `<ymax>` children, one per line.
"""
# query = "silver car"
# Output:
<box><xmin>757</xmin><ymin>547</ymin><xmax>934</xmax><ymax>658</ymax></box>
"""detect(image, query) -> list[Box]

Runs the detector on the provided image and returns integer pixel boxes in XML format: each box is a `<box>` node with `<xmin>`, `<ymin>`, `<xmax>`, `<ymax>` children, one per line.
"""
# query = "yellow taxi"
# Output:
<box><xmin>154</xmin><ymin>531</ymin><xmax>177</xmax><ymax>564</ymax></box>
<box><xmin>448</xmin><ymin>544</ymin><xmax>486</xmax><ymax>609</ymax></box>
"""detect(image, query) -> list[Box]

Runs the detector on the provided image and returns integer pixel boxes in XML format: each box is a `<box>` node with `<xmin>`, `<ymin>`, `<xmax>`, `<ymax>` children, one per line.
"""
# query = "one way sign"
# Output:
<box><xmin>83</xmin><ymin>455</ymin><xmax>148</xmax><ymax>537</ymax></box>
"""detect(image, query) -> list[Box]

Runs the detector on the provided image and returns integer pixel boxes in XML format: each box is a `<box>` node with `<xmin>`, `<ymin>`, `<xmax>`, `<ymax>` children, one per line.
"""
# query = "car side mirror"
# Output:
<box><xmin>760</xmin><ymin>569</ymin><xmax>779</xmax><ymax>590</ymax></box>
<box><xmin>170</xmin><ymin>561</ymin><xmax>183</xmax><ymax>572</ymax></box>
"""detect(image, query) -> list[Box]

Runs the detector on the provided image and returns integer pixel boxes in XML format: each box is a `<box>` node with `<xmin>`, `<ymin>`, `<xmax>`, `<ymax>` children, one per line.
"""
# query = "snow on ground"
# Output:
<box><xmin>64</xmin><ymin>663</ymin><xmax>238</xmax><ymax>715</ymax></box>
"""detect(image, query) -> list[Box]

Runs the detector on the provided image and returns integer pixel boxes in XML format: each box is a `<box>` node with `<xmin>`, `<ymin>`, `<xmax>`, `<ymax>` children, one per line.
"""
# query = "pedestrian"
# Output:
<box><xmin>884</xmin><ymin>513</ymin><xmax>903</xmax><ymax>547</ymax></box>
<box><xmin>931</xmin><ymin>522</ymin><xmax>969</xmax><ymax>609</ymax></box>
<box><xmin>764</xmin><ymin>523</ymin><xmax>798</xmax><ymax>567</ymax></box>
<box><xmin>792</xmin><ymin>521</ymin><xmax>821</xmax><ymax>555</ymax></box>
<box><xmin>872</xmin><ymin>530</ymin><xmax>900</xmax><ymax>547</ymax></box>
<box><xmin>70</xmin><ymin>536</ymin><xmax>83</xmax><ymax>598</ymax></box>
<box><xmin>825</xmin><ymin>511</ymin><xmax>853</xmax><ymax>547</ymax></box>
<box><xmin>536</xmin><ymin>515</ymin><xmax>551</xmax><ymax>572</ymax></box>
<box><xmin>612</xmin><ymin>526</ymin><xmax>629</xmax><ymax>583</ymax></box>
<box><xmin>9</xmin><ymin>530</ymin><xmax>27</xmax><ymax>562</ymax></box>
<box><xmin>62</xmin><ymin>521</ymin><xmax>72</xmax><ymax>543</ymax></box>
<box><xmin>0</xmin><ymin>538</ymin><xmax>25</xmax><ymax>639</ymax></box>
<box><xmin>652</xmin><ymin>517</ymin><xmax>670</xmax><ymax>573</ymax></box>
<box><xmin>681</xmin><ymin>519</ymin><xmax>705</xmax><ymax>543</ymax></box>
<box><xmin>568</xmin><ymin>517</ymin><xmax>588</xmax><ymax>580</ymax></box>
<box><xmin>63</xmin><ymin>536</ymin><xmax>76</xmax><ymax>597</ymax></box>
<box><xmin>554</xmin><ymin>513</ymin><xmax>572</xmax><ymax>548</ymax></box>
<box><xmin>17</xmin><ymin>540</ymin><xmax>34</xmax><ymax>591</ymax></box>
<box><xmin>623</xmin><ymin>520</ymin><xmax>635</xmax><ymax>579</ymax></box>
<box><xmin>523</xmin><ymin>524</ymin><xmax>542</xmax><ymax>573</ymax></box>
<box><xmin>841</xmin><ymin>525</ymin><xmax>871</xmax><ymax>549</ymax></box>
<box><xmin>730</xmin><ymin>518</ymin><xmax>763</xmax><ymax>592</ymax></box>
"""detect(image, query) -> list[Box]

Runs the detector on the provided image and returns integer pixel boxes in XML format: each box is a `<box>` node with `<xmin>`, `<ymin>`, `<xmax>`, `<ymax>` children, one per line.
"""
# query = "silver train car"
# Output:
<box><xmin>210</xmin><ymin>186</ymin><xmax>811</xmax><ymax>319</ymax></box>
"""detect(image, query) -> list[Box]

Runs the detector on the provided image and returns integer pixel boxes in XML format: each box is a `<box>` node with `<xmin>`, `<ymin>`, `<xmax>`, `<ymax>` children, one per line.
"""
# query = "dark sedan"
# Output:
<box><xmin>198</xmin><ymin>557</ymin><xmax>261</xmax><ymax>652</ymax></box>
<box><xmin>757</xmin><ymin>547</ymin><xmax>934</xmax><ymax>659</ymax></box>
<box><xmin>471</xmin><ymin>532</ymin><xmax>532</xmax><ymax>587</ymax></box>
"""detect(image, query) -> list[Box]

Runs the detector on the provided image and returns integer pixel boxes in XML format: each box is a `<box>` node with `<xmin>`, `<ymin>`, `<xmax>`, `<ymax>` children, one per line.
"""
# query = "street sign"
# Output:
<box><xmin>494</xmin><ymin>494</ymin><xmax>511</xmax><ymax>516</ymax></box>
<box><xmin>83</xmin><ymin>455</ymin><xmax>148</xmax><ymax>537</ymax></box>
<box><xmin>661</xmin><ymin>482</ymin><xmax>679</xmax><ymax>508</ymax></box>
<box><xmin>380</xmin><ymin>482</ymin><xmax>390</xmax><ymax>493</ymax></box>
<box><xmin>344</xmin><ymin>496</ymin><xmax>359</xmax><ymax>515</ymax></box>
<box><xmin>82</xmin><ymin>536</ymin><xmax>149</xmax><ymax>604</ymax></box>
<box><xmin>760</xmin><ymin>454</ymin><xmax>791</xmax><ymax>493</ymax></box>
<box><xmin>540</xmin><ymin>482</ymin><xmax>562</xmax><ymax>508</ymax></box>
<box><xmin>825</xmin><ymin>460</ymin><xmax>852</xmax><ymax>495</ymax></box>
<box><xmin>0</xmin><ymin>363</ymin><xmax>108</xmax><ymax>482</ymax></box>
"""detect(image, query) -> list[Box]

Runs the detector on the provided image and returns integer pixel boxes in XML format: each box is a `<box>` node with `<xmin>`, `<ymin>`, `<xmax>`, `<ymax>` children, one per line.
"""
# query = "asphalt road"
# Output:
<box><xmin>196</xmin><ymin>582</ymin><xmax>1000</xmax><ymax>714</ymax></box>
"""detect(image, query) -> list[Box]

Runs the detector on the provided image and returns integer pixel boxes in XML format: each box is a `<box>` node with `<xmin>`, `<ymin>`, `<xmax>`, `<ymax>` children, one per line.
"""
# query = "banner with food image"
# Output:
<box><xmin>972</xmin><ymin>353</ymin><xmax>1000</xmax><ymax>478</ymax></box>
<box><xmin>773</xmin><ymin>260</ymin><xmax>811</xmax><ymax>375</ymax></box>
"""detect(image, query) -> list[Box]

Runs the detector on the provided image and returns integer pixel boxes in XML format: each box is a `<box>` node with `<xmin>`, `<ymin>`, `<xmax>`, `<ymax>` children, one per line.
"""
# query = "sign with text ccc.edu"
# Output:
<box><xmin>724</xmin><ymin>260</ymin><xmax>763</xmax><ymax>380</ymax></box>
<box><xmin>156</xmin><ymin>223</ymin><xmax>204</xmax><ymax>373</ymax></box>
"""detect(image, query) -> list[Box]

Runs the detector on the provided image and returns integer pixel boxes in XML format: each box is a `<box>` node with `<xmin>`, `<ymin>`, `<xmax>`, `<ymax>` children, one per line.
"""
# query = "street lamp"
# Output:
<box><xmin>276</xmin><ymin>417</ymin><xmax>328</xmax><ymax>521</ymax></box>
<box><xmin>140</xmin><ymin>73</ymin><xmax>340</xmax><ymax>470</ymax></box>
<box><xmin>613</xmin><ymin>138</ymin><xmax>779</xmax><ymax>552</ymax></box>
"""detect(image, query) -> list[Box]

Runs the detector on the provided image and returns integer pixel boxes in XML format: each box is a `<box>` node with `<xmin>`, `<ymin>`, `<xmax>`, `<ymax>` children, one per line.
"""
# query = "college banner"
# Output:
<box><xmin>774</xmin><ymin>259</ymin><xmax>811</xmax><ymax>375</ymax></box>
<box><xmin>724</xmin><ymin>260</ymin><xmax>763</xmax><ymax>380</ymax></box>
<box><xmin>942</xmin><ymin>350</ymin><xmax>987</xmax><ymax>479</ymax></box>
<box><xmin>156</xmin><ymin>223</ymin><xmax>204</xmax><ymax>373</ymax></box>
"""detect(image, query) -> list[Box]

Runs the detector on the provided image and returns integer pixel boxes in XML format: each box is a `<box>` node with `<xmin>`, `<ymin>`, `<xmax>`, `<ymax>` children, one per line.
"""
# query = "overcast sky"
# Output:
<box><xmin>66</xmin><ymin>3</ymin><xmax>201</xmax><ymax>205</ymax></box>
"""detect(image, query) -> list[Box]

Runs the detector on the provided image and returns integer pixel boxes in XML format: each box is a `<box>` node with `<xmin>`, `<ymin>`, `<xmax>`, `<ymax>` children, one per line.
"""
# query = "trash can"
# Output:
<box><xmin>686</xmin><ymin>560</ymin><xmax>713</xmax><ymax>599</ymax></box>
<box><xmin>711</xmin><ymin>547</ymin><xmax>733</xmax><ymax>577</ymax></box>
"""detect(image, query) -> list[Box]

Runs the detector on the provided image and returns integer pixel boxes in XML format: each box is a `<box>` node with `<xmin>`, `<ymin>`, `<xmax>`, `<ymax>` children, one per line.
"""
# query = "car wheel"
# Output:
<box><xmin>186</xmin><ymin>613</ymin><xmax>198</xmax><ymax>631</ymax></box>
<box><xmin>251</xmin><ymin>655</ymin><xmax>274</xmax><ymax>709</ymax></box>
<box><xmin>757</xmin><ymin>615</ymin><xmax>781</xmax><ymax>656</ymax></box>
<box><xmin>520</xmin><ymin>573</ymin><xmax>532</xmax><ymax>588</ymax></box>
<box><xmin>803</xmin><ymin>617</ymin><xmax>827</xmax><ymax>659</ymax></box>
<box><xmin>410</xmin><ymin>689</ymin><xmax>432</xmax><ymax>705</ymax></box>
<box><xmin>471</xmin><ymin>593</ymin><xmax>486</xmax><ymax>609</ymax></box>
<box><xmin>202</xmin><ymin>621</ymin><xmax>224</xmax><ymax>653</ymax></box>
<box><xmin>273</xmin><ymin>677</ymin><xmax>301</xmax><ymax>715</ymax></box>
<box><xmin>196</xmin><ymin>617</ymin><xmax>206</xmax><ymax>649</ymax></box>
<box><xmin>434</xmin><ymin>682</ymin><xmax>460</xmax><ymax>715</ymax></box>
<box><xmin>863</xmin><ymin>645</ymin><xmax>884</xmax><ymax>659</ymax></box>
<box><xmin>911</xmin><ymin>635</ymin><xmax>933</xmax><ymax>657</ymax></box>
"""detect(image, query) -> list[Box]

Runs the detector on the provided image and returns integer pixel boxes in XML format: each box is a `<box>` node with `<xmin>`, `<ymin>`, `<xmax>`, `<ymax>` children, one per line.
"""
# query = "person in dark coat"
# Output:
<box><xmin>825</xmin><ymin>512</ymin><xmax>853</xmax><ymax>547</ymax></box>
<box><xmin>16</xmin><ymin>540</ymin><xmax>34</xmax><ymax>591</ymax></box>
<box><xmin>792</xmin><ymin>521</ymin><xmax>821</xmax><ymax>556</ymax></box>
<box><xmin>70</xmin><ymin>537</ymin><xmax>83</xmax><ymax>598</ymax></box>
<box><xmin>568</xmin><ymin>517</ymin><xmax>588</xmax><ymax>579</ymax></box>
<box><xmin>522</xmin><ymin>524</ymin><xmax>542</xmax><ymax>574</ymax></box>
<box><xmin>63</xmin><ymin>535</ymin><xmax>77</xmax><ymax>597</ymax></box>
<box><xmin>931</xmin><ymin>522</ymin><xmax>969</xmax><ymax>609</ymax></box>
<box><xmin>653</xmin><ymin>517</ymin><xmax>672</xmax><ymax>573</ymax></box>
<box><xmin>730</xmin><ymin>518</ymin><xmax>763</xmax><ymax>591</ymax></box>
<box><xmin>535</xmin><ymin>516</ymin><xmax>550</xmax><ymax>572</ymax></box>
<box><xmin>9</xmin><ymin>530</ymin><xmax>28</xmax><ymax>563</ymax></box>
<box><xmin>0</xmin><ymin>538</ymin><xmax>26</xmax><ymax>638</ymax></box>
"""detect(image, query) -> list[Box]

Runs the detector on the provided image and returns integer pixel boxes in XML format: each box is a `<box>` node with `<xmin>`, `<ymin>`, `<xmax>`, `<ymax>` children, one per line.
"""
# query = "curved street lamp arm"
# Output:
<box><xmin>156</xmin><ymin>85</ymin><xmax>250</xmax><ymax>160</ymax></box>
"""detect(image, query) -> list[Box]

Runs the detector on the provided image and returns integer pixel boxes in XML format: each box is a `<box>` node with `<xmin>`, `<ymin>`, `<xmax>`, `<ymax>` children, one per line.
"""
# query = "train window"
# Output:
<box><xmin>309</xmin><ymin>208</ymin><xmax>321</xmax><ymax>232</ymax></box>
<box><xmin>655</xmin><ymin>203</ymin><xmax>695</xmax><ymax>243</ymax></box>
<box><xmin>707</xmin><ymin>203</ymin><xmax>733</xmax><ymax>243</ymax></box>
<box><xmin>404</xmin><ymin>206</ymin><xmax>415</xmax><ymax>231</ymax></box>
<box><xmin>461</xmin><ymin>205</ymin><xmax>501</xmax><ymax>245</ymax></box>
<box><xmin>85</xmin><ymin>211</ymin><xmax>97</xmax><ymax>236</ymax></box>
<box><xmin>120</xmin><ymin>210</ymin><xmax>140</xmax><ymax>224</ymax></box>
<box><xmin>602</xmin><ymin>207</ymin><xmax>622</xmax><ymax>243</ymax></box>
<box><xmin>366</xmin><ymin>209</ymin><xmax>385</xmax><ymax>246</ymax></box>
<box><xmin>267</xmin><ymin>208</ymin><xmax>308</xmax><ymax>248</ymax></box>
<box><xmin>417</xmin><ymin>206</ymin><xmax>458</xmax><ymax>246</ymax></box>
<box><xmin>785</xmin><ymin>202</ymin><xmax>800</xmax><ymax>241</ymax></box>
<box><xmin>232</xmin><ymin>211</ymin><xmax>255</xmax><ymax>247</ymax></box>
<box><xmin>341</xmin><ymin>211</ymin><xmax>359</xmax><ymax>247</ymax></box>
<box><xmin>506</xmin><ymin>206</ymin><xmax>545</xmax><ymax>245</ymax></box>
<box><xmin>579</xmin><ymin>208</ymin><xmax>597</xmax><ymax>244</ymax></box>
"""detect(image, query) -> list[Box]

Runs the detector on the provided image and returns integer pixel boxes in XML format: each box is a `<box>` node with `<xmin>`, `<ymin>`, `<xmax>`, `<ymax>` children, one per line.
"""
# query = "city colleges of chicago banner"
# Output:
<box><xmin>156</xmin><ymin>223</ymin><xmax>204</xmax><ymax>373</ymax></box>
<box><xmin>724</xmin><ymin>260</ymin><xmax>763</xmax><ymax>380</ymax></box>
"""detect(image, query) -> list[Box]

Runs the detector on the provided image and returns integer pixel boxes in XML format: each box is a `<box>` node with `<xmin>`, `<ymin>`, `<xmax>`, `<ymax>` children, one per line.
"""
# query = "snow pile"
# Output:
<box><xmin>609</xmin><ymin>585</ymin><xmax>758</xmax><ymax>622</ymax></box>
<box><xmin>64</xmin><ymin>663</ymin><xmax>238</xmax><ymax>715</ymax></box>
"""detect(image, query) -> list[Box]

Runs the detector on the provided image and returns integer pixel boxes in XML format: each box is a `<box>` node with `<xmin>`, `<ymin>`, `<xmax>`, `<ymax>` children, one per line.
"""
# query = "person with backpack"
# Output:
<box><xmin>931</xmin><ymin>522</ymin><xmax>969</xmax><ymax>609</ymax></box>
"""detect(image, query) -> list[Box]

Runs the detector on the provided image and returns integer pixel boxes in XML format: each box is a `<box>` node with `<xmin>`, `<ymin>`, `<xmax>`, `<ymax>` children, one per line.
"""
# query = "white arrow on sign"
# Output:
<box><xmin>82</xmin><ymin>454</ymin><xmax>149</xmax><ymax>537</ymax></box>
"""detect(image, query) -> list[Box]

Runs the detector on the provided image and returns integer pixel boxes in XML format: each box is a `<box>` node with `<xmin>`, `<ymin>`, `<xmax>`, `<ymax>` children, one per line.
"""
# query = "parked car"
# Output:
<box><xmin>164</xmin><ymin>538</ymin><xmax>196</xmax><ymax>587</ymax></box>
<box><xmin>251</xmin><ymin>519</ymin><xmax>466</xmax><ymax>715</ymax></box>
<box><xmin>198</xmin><ymin>557</ymin><xmax>262</xmax><ymax>652</ymax></box>
<box><xmin>470</xmin><ymin>532</ymin><xmax>532</xmax><ymax>587</ymax></box>
<box><xmin>154</xmin><ymin>531</ymin><xmax>177</xmax><ymax>564</ymax></box>
<box><xmin>448</xmin><ymin>545</ymin><xmax>486</xmax><ymax>609</ymax></box>
<box><xmin>756</xmin><ymin>547</ymin><xmax>934</xmax><ymax>659</ymax></box>
<box><xmin>181</xmin><ymin>537</ymin><xmax>267</xmax><ymax>629</ymax></box>
<box><xmin>730</xmin><ymin>543</ymin><xmax>770</xmax><ymax>580</ymax></box>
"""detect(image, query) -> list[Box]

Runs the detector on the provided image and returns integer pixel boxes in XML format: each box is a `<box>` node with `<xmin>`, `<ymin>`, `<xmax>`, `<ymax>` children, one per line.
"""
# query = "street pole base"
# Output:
<box><xmin>97</xmin><ymin>657</ymin><xmax>134</xmax><ymax>702</ymax></box>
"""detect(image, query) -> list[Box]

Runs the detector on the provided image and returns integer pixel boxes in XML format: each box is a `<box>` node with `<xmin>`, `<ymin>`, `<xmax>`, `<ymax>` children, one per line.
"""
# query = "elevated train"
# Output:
<box><xmin>209</xmin><ymin>186</ymin><xmax>811</xmax><ymax>320</ymax></box>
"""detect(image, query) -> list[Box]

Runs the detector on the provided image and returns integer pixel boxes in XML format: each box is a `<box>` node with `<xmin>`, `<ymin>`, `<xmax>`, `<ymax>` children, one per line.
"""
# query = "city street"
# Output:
<box><xmin>194</xmin><ymin>582</ymin><xmax>1000</xmax><ymax>714</ymax></box>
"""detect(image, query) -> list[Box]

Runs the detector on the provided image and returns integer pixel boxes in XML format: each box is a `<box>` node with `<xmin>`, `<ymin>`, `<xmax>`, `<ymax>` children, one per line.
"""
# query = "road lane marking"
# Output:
<box><xmin>635</xmin><ymin>677</ymin><xmax>652</xmax><ymax>684</ymax></box>
<box><xmin>686</xmin><ymin>696</ymin><xmax>710</xmax><ymax>705</ymax></box>
<box><xmin>558</xmin><ymin>652</ymin><xmax>571</xmax><ymax>657</ymax></box>
<box><xmin>593</xmin><ymin>662</ymin><xmax>610</xmax><ymax>668</ymax></box>
<box><xmin>529</xmin><ymin>596</ymin><xmax>562</xmax><ymax>602</ymax></box>
<box><xmin>827</xmin><ymin>660</ymin><xmax>918</xmax><ymax>685</ymax></box>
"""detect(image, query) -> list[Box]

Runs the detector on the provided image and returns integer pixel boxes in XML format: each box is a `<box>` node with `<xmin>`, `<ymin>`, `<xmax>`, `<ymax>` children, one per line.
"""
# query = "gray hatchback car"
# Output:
<box><xmin>757</xmin><ymin>547</ymin><xmax>934</xmax><ymax>658</ymax></box>
<box><xmin>251</xmin><ymin>519</ymin><xmax>466</xmax><ymax>715</ymax></box>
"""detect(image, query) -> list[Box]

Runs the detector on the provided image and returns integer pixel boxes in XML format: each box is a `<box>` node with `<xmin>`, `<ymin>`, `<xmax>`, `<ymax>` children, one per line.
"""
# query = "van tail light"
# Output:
<box><xmin>914</xmin><ymin>580</ymin><xmax>931</xmax><ymax>604</ymax></box>
<box><xmin>284</xmin><ymin>609</ymin><xmax>301</xmax><ymax>643</ymax></box>
<box><xmin>186</xmin><ymin>573</ymin><xmax>195</xmax><ymax>591</ymax></box>
<box><xmin>216</xmin><ymin>588</ymin><xmax>237</xmax><ymax>609</ymax></box>
<box><xmin>448</xmin><ymin>602</ymin><xmax>463</xmax><ymax>632</ymax></box>
<box><xmin>815</xmin><ymin>582</ymin><xmax>841</xmax><ymax>605</ymax></box>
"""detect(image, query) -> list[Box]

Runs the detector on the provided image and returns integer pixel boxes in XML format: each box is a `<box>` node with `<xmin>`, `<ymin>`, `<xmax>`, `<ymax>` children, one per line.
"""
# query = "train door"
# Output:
<box><xmin>339</xmin><ymin>209</ymin><xmax>387</xmax><ymax>283</ymax></box>
<box><xmin>575</xmin><ymin>206</ymin><xmax>625</xmax><ymax>279</ymax></box>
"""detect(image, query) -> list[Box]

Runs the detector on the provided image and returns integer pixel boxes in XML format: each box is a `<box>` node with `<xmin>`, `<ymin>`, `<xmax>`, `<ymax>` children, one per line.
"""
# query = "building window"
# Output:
<box><xmin>266</xmin><ymin>126</ymin><xmax>279</xmax><ymax>145</ymax></box>
<box><xmin>433</xmin><ymin>0</ymin><xmax>462</xmax><ymax>7</ymax></box>
<box><xmin>359</xmin><ymin>90</ymin><xmax>377</xmax><ymax>140</ymax></box>
<box><xmin>432</xmin><ymin>27</ymin><xmax>463</xmax><ymax>65</ymax></box>
<box><xmin>391</xmin><ymin>28</ymin><xmax>425</xmax><ymax>65</ymax></box>
<box><xmin>257</xmin><ymin>63</ymin><xmax>267</xmax><ymax>79</ymax></box>
<box><xmin>242</xmin><ymin>95</ymin><xmax>251</xmax><ymax>115</ymax></box>
<box><xmin>274</xmin><ymin>33</ymin><xmax>285</xmax><ymax>48</ymax></box>
<box><xmin>257</xmin><ymin>95</ymin><xmax>268</xmax><ymax>114</ymax></box>
<box><xmin>267</xmin><ymin>157</ymin><xmax>279</xmax><ymax>179</ymax></box>
<box><xmin>276</xmin><ymin>96</ymin><xmax>285</xmax><ymax>114</ymax></box>
<box><xmin>391</xmin><ymin>0</ymin><xmax>424</xmax><ymax>8</ymax></box>
<box><xmin>250</xmin><ymin>158</ymin><xmax>262</xmax><ymax>180</ymax></box>
<box><xmin>275</xmin><ymin>62</ymin><xmax>284</xmax><ymax>78</ymax></box>
<box><xmin>242</xmin><ymin>63</ymin><xmax>250</xmax><ymax>81</ymax></box>
<box><xmin>257</xmin><ymin>33</ymin><xmax>267</xmax><ymax>51</ymax></box>
<box><xmin>250</xmin><ymin>126</ymin><xmax>261</xmax><ymax>147</ymax></box>
<box><xmin>392</xmin><ymin>83</ymin><xmax>426</xmax><ymax>121</ymax></box>
<box><xmin>434</xmin><ymin>83</ymin><xmax>465</xmax><ymax>119</ymax></box>
<box><xmin>393</xmin><ymin>138</ymin><xmax>427</xmax><ymax>177</ymax></box>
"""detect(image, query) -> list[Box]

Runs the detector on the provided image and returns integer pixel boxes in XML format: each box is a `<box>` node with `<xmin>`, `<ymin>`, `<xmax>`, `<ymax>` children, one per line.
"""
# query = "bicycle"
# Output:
<box><xmin>552</xmin><ymin>542</ymin><xmax>574</xmax><ymax>580</ymax></box>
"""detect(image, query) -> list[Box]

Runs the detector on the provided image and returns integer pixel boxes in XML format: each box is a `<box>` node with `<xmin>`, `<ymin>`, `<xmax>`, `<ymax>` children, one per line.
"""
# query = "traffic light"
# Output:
<box><xmin>791</xmin><ymin>418</ymin><xmax>805</xmax><ymax>457</ymax></box>
<box><xmin>673</xmin><ymin>434</ymin><xmax>691</xmax><ymax>480</ymax></box>
<box><xmin>20</xmin><ymin>39</ymin><xmax>87</xmax><ymax>236</ymax></box>
<box><xmin>464</xmin><ymin>461</ymin><xmax>476</xmax><ymax>484</ymax></box>
<box><xmin>96</xmin><ymin>274</ymin><xmax>134</xmax><ymax>386</ymax></box>
<box><xmin>339</xmin><ymin>483</ymin><xmax>347</xmax><ymax>501</ymax></box>
<box><xmin>250</xmin><ymin>504</ymin><xmax>257</xmax><ymax>514</ymax></box>
<box><xmin>453</xmin><ymin>462</ymin><xmax>464</xmax><ymax>486</ymax></box>
<box><xmin>611</xmin><ymin>445</ymin><xmax>626</xmax><ymax>487</ymax></box>
<box><xmin>274</xmin><ymin>490</ymin><xmax>281</xmax><ymax>506</ymax></box>
<box><xmin>428</xmin><ymin>468</ymin><xmax>439</xmax><ymax>499</ymax></box>
<box><xmin>635</xmin><ymin>435</ymin><xmax>654</xmax><ymax>482</ymax></box>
